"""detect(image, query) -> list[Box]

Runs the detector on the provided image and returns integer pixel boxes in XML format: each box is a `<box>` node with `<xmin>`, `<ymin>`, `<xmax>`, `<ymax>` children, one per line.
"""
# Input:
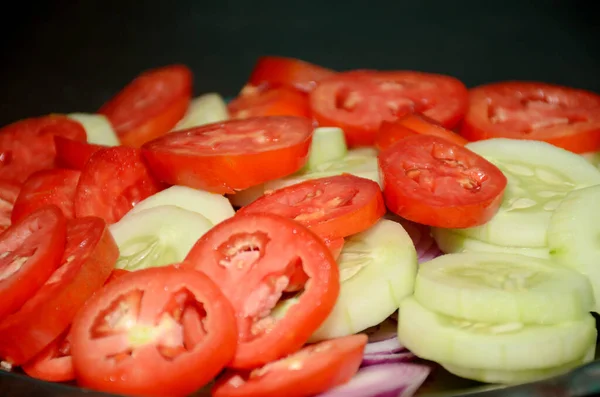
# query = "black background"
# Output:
<box><xmin>1</xmin><ymin>0</ymin><xmax>599</xmax><ymax>125</ymax></box>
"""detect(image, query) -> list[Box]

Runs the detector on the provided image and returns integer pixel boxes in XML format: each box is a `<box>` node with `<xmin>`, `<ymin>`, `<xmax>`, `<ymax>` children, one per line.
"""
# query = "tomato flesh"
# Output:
<box><xmin>247</xmin><ymin>56</ymin><xmax>335</xmax><ymax>93</ymax></box>
<box><xmin>0</xmin><ymin>181</ymin><xmax>21</xmax><ymax>233</ymax></box>
<box><xmin>21</xmin><ymin>329</ymin><xmax>74</xmax><ymax>382</ymax></box>
<box><xmin>54</xmin><ymin>135</ymin><xmax>105</xmax><ymax>170</ymax></box>
<box><xmin>229</xmin><ymin>87</ymin><xmax>311</xmax><ymax>119</ymax></box>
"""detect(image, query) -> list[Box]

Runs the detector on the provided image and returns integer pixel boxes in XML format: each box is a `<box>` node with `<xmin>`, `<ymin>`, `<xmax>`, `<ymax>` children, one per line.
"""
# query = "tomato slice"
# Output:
<box><xmin>70</xmin><ymin>266</ymin><xmax>237</xmax><ymax>397</ymax></box>
<box><xmin>247</xmin><ymin>56</ymin><xmax>335</xmax><ymax>93</ymax></box>
<box><xmin>238</xmin><ymin>174</ymin><xmax>385</xmax><ymax>240</ymax></box>
<box><xmin>105</xmin><ymin>268</ymin><xmax>130</xmax><ymax>285</ymax></box>
<box><xmin>0</xmin><ymin>217</ymin><xmax>117</xmax><ymax>364</ymax></box>
<box><xmin>11</xmin><ymin>169</ymin><xmax>81</xmax><ymax>224</ymax></box>
<box><xmin>212</xmin><ymin>334</ymin><xmax>367</xmax><ymax>397</ymax></box>
<box><xmin>460</xmin><ymin>81</ymin><xmax>600</xmax><ymax>153</ymax></box>
<box><xmin>323</xmin><ymin>237</ymin><xmax>345</xmax><ymax>260</ymax></box>
<box><xmin>21</xmin><ymin>329</ymin><xmax>74</xmax><ymax>382</ymax></box>
<box><xmin>74</xmin><ymin>146</ymin><xmax>164</xmax><ymax>224</ymax></box>
<box><xmin>54</xmin><ymin>135</ymin><xmax>105</xmax><ymax>170</ymax></box>
<box><xmin>0</xmin><ymin>115</ymin><xmax>87</xmax><ymax>183</ymax></box>
<box><xmin>0</xmin><ymin>205</ymin><xmax>66</xmax><ymax>320</ymax></box>
<box><xmin>0</xmin><ymin>180</ymin><xmax>21</xmax><ymax>233</ymax></box>
<box><xmin>99</xmin><ymin>65</ymin><xmax>192</xmax><ymax>148</ymax></box>
<box><xmin>183</xmin><ymin>213</ymin><xmax>340</xmax><ymax>369</ymax></box>
<box><xmin>375</xmin><ymin>120</ymin><xmax>418</xmax><ymax>151</ymax></box>
<box><xmin>228</xmin><ymin>87</ymin><xmax>311</xmax><ymax>119</ymax></box>
<box><xmin>142</xmin><ymin>116</ymin><xmax>313</xmax><ymax>194</ymax></box>
<box><xmin>379</xmin><ymin>135</ymin><xmax>507</xmax><ymax>228</ymax></box>
<box><xmin>309</xmin><ymin>70</ymin><xmax>468</xmax><ymax>147</ymax></box>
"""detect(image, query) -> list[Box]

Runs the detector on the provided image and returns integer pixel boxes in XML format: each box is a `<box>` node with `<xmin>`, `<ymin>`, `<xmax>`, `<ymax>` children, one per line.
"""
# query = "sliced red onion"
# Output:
<box><xmin>364</xmin><ymin>336</ymin><xmax>404</xmax><ymax>355</ymax></box>
<box><xmin>317</xmin><ymin>363</ymin><xmax>431</xmax><ymax>397</ymax></box>
<box><xmin>418</xmin><ymin>243</ymin><xmax>443</xmax><ymax>264</ymax></box>
<box><xmin>385</xmin><ymin>214</ymin><xmax>441</xmax><ymax>263</ymax></box>
<box><xmin>361</xmin><ymin>352</ymin><xmax>415</xmax><ymax>367</ymax></box>
<box><xmin>364</xmin><ymin>317</ymin><xmax>398</xmax><ymax>343</ymax></box>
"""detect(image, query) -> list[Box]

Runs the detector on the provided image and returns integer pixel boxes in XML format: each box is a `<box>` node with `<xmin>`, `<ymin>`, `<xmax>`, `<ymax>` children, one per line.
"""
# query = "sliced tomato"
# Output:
<box><xmin>228</xmin><ymin>87</ymin><xmax>311</xmax><ymax>119</ymax></box>
<box><xmin>247</xmin><ymin>56</ymin><xmax>335</xmax><ymax>93</ymax></box>
<box><xmin>183</xmin><ymin>213</ymin><xmax>339</xmax><ymax>369</ymax></box>
<box><xmin>105</xmin><ymin>268</ymin><xmax>130</xmax><ymax>285</ymax></box>
<box><xmin>213</xmin><ymin>334</ymin><xmax>367</xmax><ymax>397</ymax></box>
<box><xmin>324</xmin><ymin>237</ymin><xmax>345</xmax><ymax>260</ymax></box>
<box><xmin>70</xmin><ymin>266</ymin><xmax>237</xmax><ymax>397</ymax></box>
<box><xmin>310</xmin><ymin>70</ymin><xmax>468</xmax><ymax>147</ymax></box>
<box><xmin>460</xmin><ymin>81</ymin><xmax>600</xmax><ymax>153</ymax></box>
<box><xmin>99</xmin><ymin>65</ymin><xmax>192</xmax><ymax>148</ymax></box>
<box><xmin>21</xmin><ymin>329</ymin><xmax>74</xmax><ymax>382</ymax></box>
<box><xmin>0</xmin><ymin>205</ymin><xmax>66</xmax><ymax>320</ymax></box>
<box><xmin>74</xmin><ymin>146</ymin><xmax>164</xmax><ymax>224</ymax></box>
<box><xmin>0</xmin><ymin>217</ymin><xmax>117</xmax><ymax>364</ymax></box>
<box><xmin>11</xmin><ymin>169</ymin><xmax>81</xmax><ymax>224</ymax></box>
<box><xmin>0</xmin><ymin>115</ymin><xmax>87</xmax><ymax>183</ymax></box>
<box><xmin>0</xmin><ymin>180</ymin><xmax>21</xmax><ymax>233</ymax></box>
<box><xmin>379</xmin><ymin>135</ymin><xmax>507</xmax><ymax>228</ymax></box>
<box><xmin>142</xmin><ymin>116</ymin><xmax>312</xmax><ymax>194</ymax></box>
<box><xmin>54</xmin><ymin>135</ymin><xmax>105</xmax><ymax>170</ymax></box>
<box><xmin>375</xmin><ymin>120</ymin><xmax>418</xmax><ymax>151</ymax></box>
<box><xmin>238</xmin><ymin>174</ymin><xmax>385</xmax><ymax>240</ymax></box>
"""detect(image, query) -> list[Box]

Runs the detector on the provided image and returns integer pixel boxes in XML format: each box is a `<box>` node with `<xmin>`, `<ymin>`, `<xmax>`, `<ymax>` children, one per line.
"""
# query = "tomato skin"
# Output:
<box><xmin>460</xmin><ymin>82</ymin><xmax>600</xmax><ymax>153</ymax></box>
<box><xmin>54</xmin><ymin>135</ymin><xmax>105</xmax><ymax>170</ymax></box>
<box><xmin>0</xmin><ymin>205</ymin><xmax>66</xmax><ymax>320</ymax></box>
<box><xmin>0</xmin><ymin>180</ymin><xmax>21</xmax><ymax>233</ymax></box>
<box><xmin>324</xmin><ymin>237</ymin><xmax>345</xmax><ymax>260</ymax></box>
<box><xmin>11</xmin><ymin>168</ymin><xmax>81</xmax><ymax>224</ymax></box>
<box><xmin>183</xmin><ymin>213</ymin><xmax>340</xmax><ymax>369</ymax></box>
<box><xmin>247</xmin><ymin>56</ymin><xmax>335</xmax><ymax>93</ymax></box>
<box><xmin>99</xmin><ymin>65</ymin><xmax>192</xmax><ymax>148</ymax></box>
<box><xmin>0</xmin><ymin>217</ymin><xmax>117</xmax><ymax>365</ymax></box>
<box><xmin>142</xmin><ymin>116</ymin><xmax>313</xmax><ymax>194</ymax></box>
<box><xmin>375</xmin><ymin>120</ymin><xmax>418</xmax><ymax>151</ymax></box>
<box><xmin>212</xmin><ymin>334</ymin><xmax>367</xmax><ymax>397</ymax></box>
<box><xmin>21</xmin><ymin>329</ymin><xmax>74</xmax><ymax>382</ymax></box>
<box><xmin>0</xmin><ymin>115</ymin><xmax>87</xmax><ymax>183</ymax></box>
<box><xmin>105</xmin><ymin>268</ymin><xmax>130</xmax><ymax>285</ymax></box>
<box><xmin>379</xmin><ymin>135</ymin><xmax>507</xmax><ymax>228</ymax></box>
<box><xmin>74</xmin><ymin>146</ymin><xmax>164</xmax><ymax>224</ymax></box>
<box><xmin>71</xmin><ymin>266</ymin><xmax>237</xmax><ymax>397</ymax></box>
<box><xmin>228</xmin><ymin>87</ymin><xmax>311</xmax><ymax>119</ymax></box>
<box><xmin>238</xmin><ymin>174</ymin><xmax>385</xmax><ymax>240</ymax></box>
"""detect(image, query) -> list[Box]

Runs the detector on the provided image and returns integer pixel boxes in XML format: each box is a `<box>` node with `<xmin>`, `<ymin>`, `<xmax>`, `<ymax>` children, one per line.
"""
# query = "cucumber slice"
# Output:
<box><xmin>431</xmin><ymin>227</ymin><xmax>550</xmax><ymax>259</ymax></box>
<box><xmin>172</xmin><ymin>93</ymin><xmax>229</xmax><ymax>131</ymax></box>
<box><xmin>67</xmin><ymin>113</ymin><xmax>120</xmax><ymax>146</ymax></box>
<box><xmin>397</xmin><ymin>297</ymin><xmax>597</xmax><ymax>371</ymax></box>
<box><xmin>581</xmin><ymin>151</ymin><xmax>600</xmax><ymax>167</ymax></box>
<box><xmin>127</xmin><ymin>185</ymin><xmax>235</xmax><ymax>226</ymax></box>
<box><xmin>309</xmin><ymin>219</ymin><xmax>417</xmax><ymax>341</ymax></box>
<box><xmin>454</xmin><ymin>139</ymin><xmax>600</xmax><ymax>247</ymax></box>
<box><xmin>304</xmin><ymin>127</ymin><xmax>348</xmax><ymax>170</ymax></box>
<box><xmin>109</xmin><ymin>205</ymin><xmax>213</xmax><ymax>271</ymax></box>
<box><xmin>547</xmin><ymin>184</ymin><xmax>600</xmax><ymax>313</ymax></box>
<box><xmin>414</xmin><ymin>252</ymin><xmax>594</xmax><ymax>324</ymax></box>
<box><xmin>441</xmin><ymin>343</ymin><xmax>596</xmax><ymax>385</ymax></box>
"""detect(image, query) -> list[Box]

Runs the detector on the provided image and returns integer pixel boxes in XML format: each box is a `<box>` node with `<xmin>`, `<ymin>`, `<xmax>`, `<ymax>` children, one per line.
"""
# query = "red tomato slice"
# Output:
<box><xmin>238</xmin><ymin>174</ymin><xmax>385</xmax><ymax>240</ymax></box>
<box><xmin>460</xmin><ymin>81</ymin><xmax>600</xmax><ymax>153</ymax></box>
<box><xmin>310</xmin><ymin>70</ymin><xmax>468</xmax><ymax>147</ymax></box>
<box><xmin>228</xmin><ymin>87</ymin><xmax>311</xmax><ymax>119</ymax></box>
<box><xmin>379</xmin><ymin>135</ymin><xmax>507</xmax><ymax>228</ymax></box>
<box><xmin>105</xmin><ymin>268</ymin><xmax>130</xmax><ymax>285</ymax></box>
<box><xmin>375</xmin><ymin>120</ymin><xmax>418</xmax><ymax>151</ymax></box>
<box><xmin>54</xmin><ymin>135</ymin><xmax>105</xmax><ymax>170</ymax></box>
<box><xmin>0</xmin><ymin>180</ymin><xmax>21</xmax><ymax>233</ymax></box>
<box><xmin>142</xmin><ymin>116</ymin><xmax>313</xmax><ymax>194</ymax></box>
<box><xmin>0</xmin><ymin>217</ymin><xmax>117</xmax><ymax>364</ymax></box>
<box><xmin>74</xmin><ymin>146</ymin><xmax>164</xmax><ymax>224</ymax></box>
<box><xmin>21</xmin><ymin>329</ymin><xmax>74</xmax><ymax>382</ymax></box>
<box><xmin>183</xmin><ymin>213</ymin><xmax>340</xmax><ymax>369</ymax></box>
<box><xmin>324</xmin><ymin>237</ymin><xmax>345</xmax><ymax>260</ymax></box>
<box><xmin>70</xmin><ymin>266</ymin><xmax>237</xmax><ymax>397</ymax></box>
<box><xmin>247</xmin><ymin>56</ymin><xmax>335</xmax><ymax>93</ymax></box>
<box><xmin>11</xmin><ymin>169</ymin><xmax>81</xmax><ymax>224</ymax></box>
<box><xmin>0</xmin><ymin>115</ymin><xmax>87</xmax><ymax>183</ymax></box>
<box><xmin>99</xmin><ymin>65</ymin><xmax>192</xmax><ymax>148</ymax></box>
<box><xmin>212</xmin><ymin>334</ymin><xmax>367</xmax><ymax>397</ymax></box>
<box><xmin>0</xmin><ymin>205</ymin><xmax>66</xmax><ymax>320</ymax></box>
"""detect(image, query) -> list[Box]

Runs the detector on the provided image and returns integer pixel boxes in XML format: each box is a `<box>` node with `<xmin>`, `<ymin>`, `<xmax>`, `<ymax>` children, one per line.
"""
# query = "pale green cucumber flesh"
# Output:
<box><xmin>173</xmin><ymin>93</ymin><xmax>229</xmax><ymax>130</ymax></box>
<box><xmin>304</xmin><ymin>127</ymin><xmax>348</xmax><ymax>170</ymax></box>
<box><xmin>67</xmin><ymin>113</ymin><xmax>120</xmax><ymax>146</ymax></box>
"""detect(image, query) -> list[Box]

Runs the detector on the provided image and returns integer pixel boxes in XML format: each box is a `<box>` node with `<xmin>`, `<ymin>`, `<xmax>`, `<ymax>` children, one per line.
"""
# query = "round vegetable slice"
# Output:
<box><xmin>212</xmin><ymin>334</ymin><xmax>366</xmax><ymax>397</ymax></box>
<box><xmin>379</xmin><ymin>135</ymin><xmax>507</xmax><ymax>228</ymax></box>
<box><xmin>110</xmin><ymin>205</ymin><xmax>213</xmax><ymax>271</ymax></box>
<box><xmin>74</xmin><ymin>146</ymin><xmax>164</xmax><ymax>224</ymax></box>
<box><xmin>70</xmin><ymin>266</ymin><xmax>237</xmax><ymax>397</ymax></box>
<box><xmin>173</xmin><ymin>93</ymin><xmax>229</xmax><ymax>130</ymax></box>
<box><xmin>0</xmin><ymin>180</ymin><xmax>21</xmax><ymax>233</ymax></box>
<box><xmin>309</xmin><ymin>70</ymin><xmax>468</xmax><ymax>146</ymax></box>
<box><xmin>67</xmin><ymin>113</ymin><xmax>120</xmax><ymax>146</ymax></box>
<box><xmin>414</xmin><ymin>252</ymin><xmax>594</xmax><ymax>325</ymax></box>
<box><xmin>21</xmin><ymin>329</ymin><xmax>74</xmax><ymax>382</ymax></box>
<box><xmin>238</xmin><ymin>174</ymin><xmax>385</xmax><ymax>240</ymax></box>
<box><xmin>228</xmin><ymin>87</ymin><xmax>310</xmax><ymax>119</ymax></box>
<box><xmin>142</xmin><ymin>116</ymin><xmax>312</xmax><ymax>194</ymax></box>
<box><xmin>460</xmin><ymin>81</ymin><xmax>600</xmax><ymax>153</ymax></box>
<box><xmin>398</xmin><ymin>297</ymin><xmax>597</xmax><ymax>371</ymax></box>
<box><xmin>54</xmin><ymin>135</ymin><xmax>105</xmax><ymax>170</ymax></box>
<box><xmin>183</xmin><ymin>213</ymin><xmax>340</xmax><ymax>369</ymax></box>
<box><xmin>0</xmin><ymin>205</ymin><xmax>66</xmax><ymax>320</ymax></box>
<box><xmin>0</xmin><ymin>216</ymin><xmax>118</xmax><ymax>364</ymax></box>
<box><xmin>304</xmin><ymin>127</ymin><xmax>348</xmax><ymax>170</ymax></box>
<box><xmin>247</xmin><ymin>56</ymin><xmax>335</xmax><ymax>93</ymax></box>
<box><xmin>455</xmin><ymin>139</ymin><xmax>600</xmax><ymax>247</ymax></box>
<box><xmin>309</xmin><ymin>219</ymin><xmax>417</xmax><ymax>341</ymax></box>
